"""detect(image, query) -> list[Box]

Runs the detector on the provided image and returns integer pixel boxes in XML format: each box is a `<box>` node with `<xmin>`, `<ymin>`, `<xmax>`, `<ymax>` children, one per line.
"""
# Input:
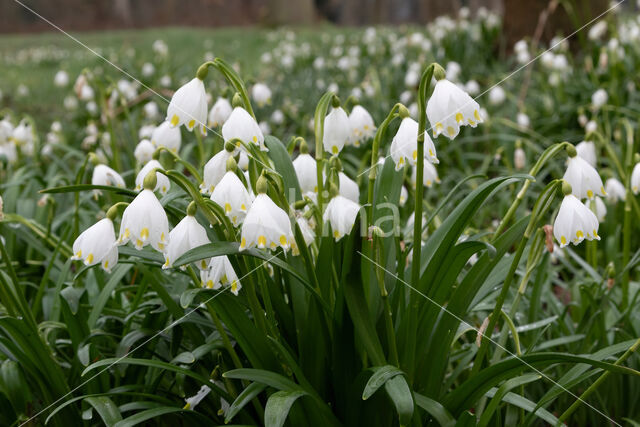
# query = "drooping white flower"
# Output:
<box><xmin>514</xmin><ymin>147</ymin><xmax>526</xmax><ymax>170</ymax></box>
<box><xmin>222</xmin><ymin>107</ymin><xmax>266</xmax><ymax>151</ymax></box>
<box><xmin>251</xmin><ymin>83</ymin><xmax>272</xmax><ymax>107</ymax></box>
<box><xmin>183</xmin><ymin>385</ymin><xmax>211</xmax><ymax>410</ymax></box>
<box><xmin>134</xmin><ymin>139</ymin><xmax>155</xmax><ymax>164</ymax></box>
<box><xmin>427</xmin><ymin>78</ymin><xmax>482</xmax><ymax>140</ymax></box>
<box><xmin>399</xmin><ymin>185</ymin><xmax>408</xmax><ymax>206</ymax></box>
<box><xmin>563</xmin><ymin>155</ymin><xmax>605</xmax><ymax>200</ymax></box>
<box><xmin>390</xmin><ymin>117</ymin><xmax>438</xmax><ymax>170</ymax></box>
<box><xmin>576</xmin><ymin>141</ymin><xmax>597</xmax><ymax>167</ymax></box>
<box><xmin>339</xmin><ymin>172</ymin><xmax>359</xmax><ymax>203</ymax></box>
<box><xmin>488</xmin><ymin>86</ymin><xmax>506</xmax><ymax>106</ymax></box>
<box><xmin>208</xmin><ymin>97</ymin><xmax>232</xmax><ymax>127</ymax></box>
<box><xmin>210</xmin><ymin>171</ymin><xmax>253</xmax><ymax>226</ymax></box>
<box><xmin>605</xmin><ymin>178</ymin><xmax>626</xmax><ymax>203</ymax></box>
<box><xmin>71</xmin><ymin>218</ymin><xmax>118</xmax><ymax>272</ymax></box>
<box><xmin>240</xmin><ymin>179</ymin><xmax>294</xmax><ymax>252</ymax></box>
<box><xmin>591</xmin><ymin>88</ymin><xmax>608</xmax><ymax>109</ymax></box>
<box><xmin>54</xmin><ymin>70</ymin><xmax>69</xmax><ymax>87</ymax></box>
<box><xmin>295</xmin><ymin>216</ymin><xmax>316</xmax><ymax>247</ymax></box>
<box><xmin>292</xmin><ymin>152</ymin><xmax>317</xmax><ymax>194</ymax></box>
<box><xmin>200</xmin><ymin>256</ymin><xmax>242</xmax><ymax>295</ymax></box>
<box><xmin>135</xmin><ymin>160</ymin><xmax>170</xmax><ymax>195</ymax></box>
<box><xmin>516</xmin><ymin>113</ymin><xmax>530</xmax><ymax>129</ymax></box>
<box><xmin>411</xmin><ymin>159</ymin><xmax>440</xmax><ymax>188</ymax></box>
<box><xmin>271</xmin><ymin>109</ymin><xmax>284</xmax><ymax>125</ymax></box>
<box><xmin>139</xmin><ymin>124</ymin><xmax>155</xmax><ymax>139</ymax></box>
<box><xmin>201</xmin><ymin>149</ymin><xmax>232</xmax><ymax>194</ymax></box>
<box><xmin>323</xmin><ymin>107</ymin><xmax>351</xmax><ymax>155</ymax></box>
<box><xmin>166</xmin><ymin>77</ymin><xmax>207</xmax><ymax>135</ymax></box>
<box><xmin>143</xmin><ymin>101</ymin><xmax>160</xmax><ymax>120</ymax></box>
<box><xmin>553</xmin><ymin>194</ymin><xmax>600</xmax><ymax>248</ymax></box>
<box><xmin>118</xmin><ymin>188</ymin><xmax>169</xmax><ymax>252</ymax></box>
<box><xmin>632</xmin><ymin>163</ymin><xmax>640</xmax><ymax>195</ymax></box>
<box><xmin>323</xmin><ymin>195</ymin><xmax>360</xmax><ymax>241</ymax></box>
<box><xmin>348</xmin><ymin>105</ymin><xmax>376</xmax><ymax>146</ymax></box>
<box><xmin>584</xmin><ymin>197</ymin><xmax>606</xmax><ymax>222</ymax></box>
<box><xmin>163</xmin><ymin>213</ymin><xmax>210</xmax><ymax>270</ymax></box>
<box><xmin>151</xmin><ymin>120</ymin><xmax>182</xmax><ymax>152</ymax></box>
<box><xmin>92</xmin><ymin>164</ymin><xmax>125</xmax><ymax>189</ymax></box>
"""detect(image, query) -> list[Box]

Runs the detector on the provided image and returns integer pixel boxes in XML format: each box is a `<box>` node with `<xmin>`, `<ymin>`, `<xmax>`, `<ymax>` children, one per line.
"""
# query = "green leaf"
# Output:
<box><xmin>84</xmin><ymin>396</ymin><xmax>123</xmax><ymax>425</ymax></box>
<box><xmin>39</xmin><ymin>184</ymin><xmax>136</xmax><ymax>196</ymax></box>
<box><xmin>0</xmin><ymin>360</ymin><xmax>32</xmax><ymax>416</ymax></box>
<box><xmin>484</xmin><ymin>388</ymin><xmax>559</xmax><ymax>426</ymax></box>
<box><xmin>413</xmin><ymin>393</ymin><xmax>455</xmax><ymax>427</ymax></box>
<box><xmin>223</xmin><ymin>368</ymin><xmax>302</xmax><ymax>392</ymax></box>
<box><xmin>362</xmin><ymin>366</ymin><xmax>404</xmax><ymax>400</ymax></box>
<box><xmin>264</xmin><ymin>390</ymin><xmax>307</xmax><ymax>427</ymax></box>
<box><xmin>478</xmin><ymin>374</ymin><xmax>540</xmax><ymax>427</ymax></box>
<box><xmin>113</xmin><ymin>407</ymin><xmax>186</xmax><ymax>427</ymax></box>
<box><xmin>225</xmin><ymin>382</ymin><xmax>266</xmax><ymax>423</ymax></box>
<box><xmin>384</xmin><ymin>375</ymin><xmax>414</xmax><ymax>426</ymax></box>
<box><xmin>265</xmin><ymin>135</ymin><xmax>302</xmax><ymax>203</ymax></box>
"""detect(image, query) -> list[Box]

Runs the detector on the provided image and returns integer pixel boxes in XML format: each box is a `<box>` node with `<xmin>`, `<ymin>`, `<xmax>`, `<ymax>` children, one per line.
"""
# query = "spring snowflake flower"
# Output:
<box><xmin>151</xmin><ymin>120</ymin><xmax>182</xmax><ymax>152</ymax></box>
<box><xmin>208</xmin><ymin>97</ymin><xmax>232</xmax><ymax>127</ymax></box>
<box><xmin>292</xmin><ymin>150</ymin><xmax>317</xmax><ymax>194</ymax></box>
<box><xmin>605</xmin><ymin>178</ymin><xmax>626</xmax><ymax>202</ymax></box>
<box><xmin>585</xmin><ymin>197</ymin><xmax>606</xmax><ymax>222</ymax></box>
<box><xmin>164</xmin><ymin>209</ymin><xmax>210</xmax><ymax>270</ymax></box>
<box><xmin>576</xmin><ymin>140</ymin><xmax>596</xmax><ymax>167</ymax></box>
<box><xmin>390</xmin><ymin>117</ymin><xmax>438</xmax><ymax>170</ymax></box>
<box><xmin>399</xmin><ymin>185</ymin><xmax>408</xmax><ymax>206</ymax></box>
<box><xmin>323</xmin><ymin>107</ymin><xmax>351</xmax><ymax>155</ymax></box>
<box><xmin>554</xmin><ymin>194</ymin><xmax>600</xmax><ymax>248</ymax></box>
<box><xmin>183</xmin><ymin>385</ymin><xmax>211</xmax><ymax>410</ymax></box>
<box><xmin>92</xmin><ymin>164</ymin><xmax>125</xmax><ymax>190</ymax></box>
<box><xmin>339</xmin><ymin>172</ymin><xmax>359</xmax><ymax>203</ymax></box>
<box><xmin>118</xmin><ymin>176</ymin><xmax>169</xmax><ymax>252</ymax></box>
<box><xmin>427</xmin><ymin>78</ymin><xmax>482</xmax><ymax>140</ymax></box>
<box><xmin>201</xmin><ymin>149</ymin><xmax>232</xmax><ymax>194</ymax></box>
<box><xmin>591</xmin><ymin>89</ymin><xmax>608</xmax><ymax>109</ymax></box>
<box><xmin>239</xmin><ymin>177</ymin><xmax>294</xmax><ymax>252</ymax></box>
<box><xmin>516</xmin><ymin>113</ymin><xmax>530</xmax><ymax>129</ymax></box>
<box><xmin>200</xmin><ymin>256</ymin><xmax>242</xmax><ymax>295</ymax></box>
<box><xmin>632</xmin><ymin>162</ymin><xmax>640</xmax><ymax>195</ymax></box>
<box><xmin>71</xmin><ymin>217</ymin><xmax>118</xmax><ymax>272</ymax></box>
<box><xmin>54</xmin><ymin>70</ymin><xmax>69</xmax><ymax>87</ymax></box>
<box><xmin>134</xmin><ymin>139</ymin><xmax>155</xmax><ymax>164</ymax></box>
<box><xmin>514</xmin><ymin>146</ymin><xmax>526</xmax><ymax>170</ymax></box>
<box><xmin>323</xmin><ymin>194</ymin><xmax>360</xmax><ymax>241</ymax></box>
<box><xmin>348</xmin><ymin>105</ymin><xmax>376</xmax><ymax>146</ymax></box>
<box><xmin>251</xmin><ymin>83</ymin><xmax>272</xmax><ymax>107</ymax></box>
<box><xmin>135</xmin><ymin>160</ymin><xmax>170</xmax><ymax>195</ymax></box>
<box><xmin>210</xmin><ymin>167</ymin><xmax>253</xmax><ymax>226</ymax></box>
<box><xmin>143</xmin><ymin>101</ymin><xmax>160</xmax><ymax>120</ymax></box>
<box><xmin>488</xmin><ymin>86</ymin><xmax>506</xmax><ymax>106</ymax></box>
<box><xmin>411</xmin><ymin>159</ymin><xmax>440</xmax><ymax>188</ymax></box>
<box><xmin>167</xmin><ymin>77</ymin><xmax>207</xmax><ymax>135</ymax></box>
<box><xmin>222</xmin><ymin>107</ymin><xmax>266</xmax><ymax>151</ymax></box>
<box><xmin>295</xmin><ymin>216</ymin><xmax>316</xmax><ymax>247</ymax></box>
<box><xmin>563</xmin><ymin>154</ymin><xmax>605</xmax><ymax>200</ymax></box>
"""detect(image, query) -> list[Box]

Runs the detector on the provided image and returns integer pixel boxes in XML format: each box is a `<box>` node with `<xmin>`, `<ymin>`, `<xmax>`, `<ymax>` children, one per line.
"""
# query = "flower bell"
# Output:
<box><xmin>514</xmin><ymin>145</ymin><xmax>526</xmax><ymax>170</ymax></box>
<box><xmin>183</xmin><ymin>385</ymin><xmax>211</xmax><ymax>410</ymax></box>
<box><xmin>166</xmin><ymin>77</ymin><xmax>208</xmax><ymax>135</ymax></box>
<box><xmin>554</xmin><ymin>181</ymin><xmax>600</xmax><ymax>248</ymax></box>
<box><xmin>134</xmin><ymin>139</ymin><xmax>155</xmax><ymax>163</ymax></box>
<box><xmin>239</xmin><ymin>175</ymin><xmax>294</xmax><ymax>251</ymax></box>
<box><xmin>208</xmin><ymin>97</ymin><xmax>232</xmax><ymax>127</ymax></box>
<box><xmin>604</xmin><ymin>178</ymin><xmax>626</xmax><ymax>203</ymax></box>
<box><xmin>323</xmin><ymin>105</ymin><xmax>351</xmax><ymax>155</ymax></box>
<box><xmin>292</xmin><ymin>140</ymin><xmax>317</xmax><ymax>195</ymax></box>
<box><xmin>222</xmin><ymin>103</ymin><xmax>266</xmax><ymax>151</ymax></box>
<box><xmin>163</xmin><ymin>203</ymin><xmax>210</xmax><ymax>270</ymax></box>
<box><xmin>575</xmin><ymin>140</ymin><xmax>596</xmax><ymax>167</ymax></box>
<box><xmin>563</xmin><ymin>147</ymin><xmax>605</xmax><ymax>200</ymax></box>
<box><xmin>71</xmin><ymin>207</ymin><xmax>119</xmax><ymax>272</ymax></box>
<box><xmin>390</xmin><ymin>117</ymin><xmax>438</xmax><ymax>170</ymax></box>
<box><xmin>118</xmin><ymin>171</ymin><xmax>170</xmax><ymax>252</ymax></box>
<box><xmin>339</xmin><ymin>172</ymin><xmax>359</xmax><ymax>203</ymax></box>
<box><xmin>584</xmin><ymin>197</ymin><xmax>606</xmax><ymax>222</ymax></box>
<box><xmin>151</xmin><ymin>120</ymin><xmax>182</xmax><ymax>152</ymax></box>
<box><xmin>426</xmin><ymin>68</ymin><xmax>482</xmax><ymax>140</ymax></box>
<box><xmin>210</xmin><ymin>156</ymin><xmax>253</xmax><ymax>226</ymax></box>
<box><xmin>348</xmin><ymin>105</ymin><xmax>376</xmax><ymax>147</ymax></box>
<box><xmin>92</xmin><ymin>164</ymin><xmax>125</xmax><ymax>189</ymax></box>
<box><xmin>200</xmin><ymin>256</ymin><xmax>242</xmax><ymax>295</ymax></box>
<box><xmin>201</xmin><ymin>145</ymin><xmax>234</xmax><ymax>195</ymax></box>
<box><xmin>631</xmin><ymin>162</ymin><xmax>640</xmax><ymax>195</ymax></box>
<box><xmin>411</xmin><ymin>159</ymin><xmax>440</xmax><ymax>188</ymax></box>
<box><xmin>135</xmin><ymin>159</ymin><xmax>170</xmax><ymax>195</ymax></box>
<box><xmin>323</xmin><ymin>184</ymin><xmax>360</xmax><ymax>241</ymax></box>
<box><xmin>251</xmin><ymin>83</ymin><xmax>272</xmax><ymax>107</ymax></box>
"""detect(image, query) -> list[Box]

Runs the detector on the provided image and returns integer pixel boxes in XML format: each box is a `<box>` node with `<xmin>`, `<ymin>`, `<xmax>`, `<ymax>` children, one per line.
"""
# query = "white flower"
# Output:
<box><xmin>585</xmin><ymin>120</ymin><xmax>597</xmax><ymax>134</ymax></box>
<box><xmin>118</xmin><ymin>189</ymin><xmax>169</xmax><ymax>251</ymax></box>
<box><xmin>208</xmin><ymin>97</ymin><xmax>232</xmax><ymax>127</ymax></box>
<box><xmin>135</xmin><ymin>160</ymin><xmax>170</xmax><ymax>195</ymax></box>
<box><xmin>143</xmin><ymin>101</ymin><xmax>159</xmax><ymax>120</ymax></box>
<box><xmin>240</xmin><ymin>193</ymin><xmax>294</xmax><ymax>252</ymax></box>
<box><xmin>54</xmin><ymin>70</ymin><xmax>69</xmax><ymax>87</ymax></box>
<box><xmin>151</xmin><ymin>120</ymin><xmax>182</xmax><ymax>152</ymax></box>
<box><xmin>200</xmin><ymin>256</ymin><xmax>242</xmax><ymax>295</ymax></box>
<box><xmin>166</xmin><ymin>77</ymin><xmax>207</xmax><ymax>135</ymax></box>
<box><xmin>210</xmin><ymin>172</ymin><xmax>253</xmax><ymax>226</ymax></box>
<box><xmin>339</xmin><ymin>172</ymin><xmax>359</xmax><ymax>203</ymax></box>
<box><xmin>591</xmin><ymin>89</ymin><xmax>608</xmax><ymax>109</ymax></box>
<box><xmin>323</xmin><ymin>195</ymin><xmax>360</xmax><ymax>241</ymax></box>
<box><xmin>516</xmin><ymin>113</ymin><xmax>530</xmax><ymax>129</ymax></box>
<box><xmin>163</xmin><ymin>214</ymin><xmax>210</xmax><ymax>270</ymax></box>
<box><xmin>427</xmin><ymin>79</ymin><xmax>482</xmax><ymax>140</ymax></box>
<box><xmin>514</xmin><ymin>147</ymin><xmax>526</xmax><ymax>170</ymax></box>
<box><xmin>251</xmin><ymin>83</ymin><xmax>272</xmax><ymax>107</ymax></box>
<box><xmin>399</xmin><ymin>185</ymin><xmax>408</xmax><ymax>206</ymax></box>
<box><xmin>605</xmin><ymin>178</ymin><xmax>626</xmax><ymax>202</ymax></box>
<box><xmin>222</xmin><ymin>107</ymin><xmax>266</xmax><ymax>151</ymax></box>
<box><xmin>184</xmin><ymin>385</ymin><xmax>211</xmax><ymax>410</ymax></box>
<box><xmin>292</xmin><ymin>153</ymin><xmax>317</xmax><ymax>194</ymax></box>
<box><xmin>323</xmin><ymin>107</ymin><xmax>351</xmax><ymax>155</ymax></box>
<box><xmin>271</xmin><ymin>109</ymin><xmax>284</xmax><ymax>125</ymax></box>
<box><xmin>139</xmin><ymin>124</ymin><xmax>155</xmax><ymax>139</ymax></box>
<box><xmin>465</xmin><ymin>80</ymin><xmax>480</xmax><ymax>96</ymax></box>
<box><xmin>390</xmin><ymin>117</ymin><xmax>438</xmax><ymax>170</ymax></box>
<box><xmin>488</xmin><ymin>86</ymin><xmax>506</xmax><ymax>106</ymax></box>
<box><xmin>259</xmin><ymin>121</ymin><xmax>271</xmax><ymax>135</ymax></box>
<box><xmin>295</xmin><ymin>216</ymin><xmax>316</xmax><ymax>247</ymax></box>
<box><xmin>575</xmin><ymin>141</ymin><xmax>597</xmax><ymax>167</ymax></box>
<box><xmin>553</xmin><ymin>194</ymin><xmax>600</xmax><ymax>247</ymax></box>
<box><xmin>142</xmin><ymin>62</ymin><xmax>155</xmax><ymax>77</ymax></box>
<box><xmin>92</xmin><ymin>164</ymin><xmax>125</xmax><ymax>188</ymax></box>
<box><xmin>201</xmin><ymin>149</ymin><xmax>232</xmax><ymax>194</ymax></box>
<box><xmin>631</xmin><ymin>162</ymin><xmax>640</xmax><ymax>195</ymax></box>
<box><xmin>411</xmin><ymin>159</ymin><xmax>440</xmax><ymax>188</ymax></box>
<box><xmin>584</xmin><ymin>197</ymin><xmax>606</xmax><ymax>222</ymax></box>
<box><xmin>71</xmin><ymin>218</ymin><xmax>118</xmax><ymax>272</ymax></box>
<box><xmin>563</xmin><ymin>155</ymin><xmax>605</xmax><ymax>200</ymax></box>
<box><xmin>348</xmin><ymin>105</ymin><xmax>375</xmax><ymax>146</ymax></box>
<box><xmin>134</xmin><ymin>139</ymin><xmax>155</xmax><ymax>164</ymax></box>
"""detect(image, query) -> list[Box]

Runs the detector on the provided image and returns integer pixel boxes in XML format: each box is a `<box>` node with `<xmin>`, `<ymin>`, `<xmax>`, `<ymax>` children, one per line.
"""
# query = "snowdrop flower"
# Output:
<box><xmin>135</xmin><ymin>159</ymin><xmax>170</xmax><ymax>195</ymax></box>
<box><xmin>585</xmin><ymin>197</ymin><xmax>606</xmax><ymax>222</ymax></box>
<box><xmin>323</xmin><ymin>192</ymin><xmax>360</xmax><ymax>241</ymax></box>
<box><xmin>591</xmin><ymin>89</ymin><xmax>608</xmax><ymax>109</ymax></box>
<box><xmin>71</xmin><ymin>213</ymin><xmax>118</xmax><ymax>272</ymax></box>
<box><xmin>554</xmin><ymin>190</ymin><xmax>600</xmax><ymax>248</ymax></box>
<box><xmin>563</xmin><ymin>152</ymin><xmax>605</xmax><ymax>200</ymax></box>
<box><xmin>411</xmin><ymin>159</ymin><xmax>440</xmax><ymax>188</ymax></box>
<box><xmin>427</xmin><ymin>75</ymin><xmax>482</xmax><ymax>140</ymax></box>
<box><xmin>632</xmin><ymin>162</ymin><xmax>640</xmax><ymax>194</ymax></box>
<box><xmin>54</xmin><ymin>70</ymin><xmax>69</xmax><ymax>87</ymax></box>
<box><xmin>163</xmin><ymin>204</ymin><xmax>210</xmax><ymax>270</ymax></box>
<box><xmin>208</xmin><ymin>97</ymin><xmax>232</xmax><ymax>127</ymax></box>
<box><xmin>201</xmin><ymin>148</ymin><xmax>233</xmax><ymax>194</ymax></box>
<box><xmin>339</xmin><ymin>172</ymin><xmax>359</xmax><ymax>203</ymax></box>
<box><xmin>399</xmin><ymin>185</ymin><xmax>408</xmax><ymax>206</ymax></box>
<box><xmin>183</xmin><ymin>385</ymin><xmax>211</xmax><ymax>410</ymax></box>
<box><xmin>92</xmin><ymin>164</ymin><xmax>125</xmax><ymax>190</ymax></box>
<box><xmin>323</xmin><ymin>106</ymin><xmax>351</xmax><ymax>155</ymax></box>
<box><xmin>240</xmin><ymin>176</ymin><xmax>294</xmax><ymax>252</ymax></box>
<box><xmin>118</xmin><ymin>173</ymin><xmax>170</xmax><ymax>251</ymax></box>
<box><xmin>292</xmin><ymin>142</ymin><xmax>317</xmax><ymax>194</ymax></box>
<box><xmin>167</xmin><ymin>77</ymin><xmax>207</xmax><ymax>135</ymax></box>
<box><xmin>251</xmin><ymin>83</ymin><xmax>272</xmax><ymax>107</ymax></box>
<box><xmin>134</xmin><ymin>139</ymin><xmax>155</xmax><ymax>164</ymax></box>
<box><xmin>222</xmin><ymin>107</ymin><xmax>266</xmax><ymax>151</ymax></box>
<box><xmin>488</xmin><ymin>86</ymin><xmax>506</xmax><ymax>105</ymax></box>
<box><xmin>576</xmin><ymin>140</ymin><xmax>597</xmax><ymax>167</ymax></box>
<box><xmin>210</xmin><ymin>158</ymin><xmax>253</xmax><ymax>226</ymax></box>
<box><xmin>200</xmin><ymin>256</ymin><xmax>242</xmax><ymax>295</ymax></box>
<box><xmin>390</xmin><ymin>117</ymin><xmax>438</xmax><ymax>170</ymax></box>
<box><xmin>605</xmin><ymin>178</ymin><xmax>626</xmax><ymax>202</ymax></box>
<box><xmin>151</xmin><ymin>120</ymin><xmax>182</xmax><ymax>152</ymax></box>
<box><xmin>348</xmin><ymin>105</ymin><xmax>376</xmax><ymax>146</ymax></box>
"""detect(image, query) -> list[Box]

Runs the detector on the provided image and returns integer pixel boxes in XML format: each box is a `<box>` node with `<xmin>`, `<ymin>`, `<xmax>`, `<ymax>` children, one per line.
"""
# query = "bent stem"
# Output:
<box><xmin>313</xmin><ymin>92</ymin><xmax>339</xmax><ymax>216</ymax></box>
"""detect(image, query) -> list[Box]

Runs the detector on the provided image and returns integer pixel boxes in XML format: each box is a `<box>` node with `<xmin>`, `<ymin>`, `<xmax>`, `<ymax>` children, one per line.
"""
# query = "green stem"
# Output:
<box><xmin>373</xmin><ymin>234</ymin><xmax>399</xmax><ymax>366</ymax></box>
<box><xmin>313</xmin><ymin>92</ymin><xmax>337</xmax><ymax>216</ymax></box>
<box><xmin>621</xmin><ymin>120</ymin><xmax>634</xmax><ymax>310</ymax></box>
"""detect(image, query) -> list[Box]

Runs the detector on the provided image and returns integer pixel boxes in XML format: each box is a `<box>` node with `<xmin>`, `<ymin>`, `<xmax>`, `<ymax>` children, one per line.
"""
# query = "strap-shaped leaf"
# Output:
<box><xmin>264</xmin><ymin>390</ymin><xmax>307</xmax><ymax>427</ymax></box>
<box><xmin>362</xmin><ymin>366</ymin><xmax>404</xmax><ymax>400</ymax></box>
